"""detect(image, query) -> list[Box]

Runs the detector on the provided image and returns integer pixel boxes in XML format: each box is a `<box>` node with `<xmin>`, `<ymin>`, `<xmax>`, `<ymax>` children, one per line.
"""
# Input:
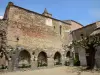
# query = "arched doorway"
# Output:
<box><xmin>38</xmin><ymin>51</ymin><xmax>47</xmax><ymax>67</ymax></box>
<box><xmin>54</xmin><ymin>52</ymin><xmax>61</xmax><ymax>65</ymax></box>
<box><xmin>0</xmin><ymin>51</ymin><xmax>8</xmax><ymax>69</ymax></box>
<box><xmin>18</xmin><ymin>50</ymin><xmax>31</xmax><ymax>68</ymax></box>
<box><xmin>66</xmin><ymin>51</ymin><xmax>70</xmax><ymax>57</ymax></box>
<box><xmin>65</xmin><ymin>51</ymin><xmax>70</xmax><ymax>66</ymax></box>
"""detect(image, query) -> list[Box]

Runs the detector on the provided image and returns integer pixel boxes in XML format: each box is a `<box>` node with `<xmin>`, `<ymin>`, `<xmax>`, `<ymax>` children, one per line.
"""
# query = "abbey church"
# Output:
<box><xmin>0</xmin><ymin>2</ymin><xmax>100</xmax><ymax>71</ymax></box>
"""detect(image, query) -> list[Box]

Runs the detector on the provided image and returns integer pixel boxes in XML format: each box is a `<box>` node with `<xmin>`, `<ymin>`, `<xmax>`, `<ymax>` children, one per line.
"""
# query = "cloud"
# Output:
<box><xmin>0</xmin><ymin>16</ymin><xmax>3</xmax><ymax>19</ymax></box>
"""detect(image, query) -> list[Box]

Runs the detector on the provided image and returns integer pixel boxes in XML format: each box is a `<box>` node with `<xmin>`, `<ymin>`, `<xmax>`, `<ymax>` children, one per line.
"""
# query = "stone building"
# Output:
<box><xmin>2</xmin><ymin>1</ymin><xmax>96</xmax><ymax>71</ymax></box>
<box><xmin>0</xmin><ymin>2</ymin><xmax>83</xmax><ymax>71</ymax></box>
<box><xmin>71</xmin><ymin>21</ymin><xmax>100</xmax><ymax>67</ymax></box>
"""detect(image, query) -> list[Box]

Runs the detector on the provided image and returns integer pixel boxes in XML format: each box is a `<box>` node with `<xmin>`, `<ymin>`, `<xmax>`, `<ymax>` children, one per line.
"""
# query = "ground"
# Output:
<box><xmin>1</xmin><ymin>66</ymin><xmax>100</xmax><ymax>75</ymax></box>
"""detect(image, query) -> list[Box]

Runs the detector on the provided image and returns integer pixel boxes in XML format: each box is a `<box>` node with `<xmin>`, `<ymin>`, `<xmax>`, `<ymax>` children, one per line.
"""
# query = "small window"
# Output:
<box><xmin>80</xmin><ymin>34</ymin><xmax>83</xmax><ymax>36</ymax></box>
<box><xmin>60</xmin><ymin>25</ymin><xmax>62</xmax><ymax>35</ymax></box>
<box><xmin>54</xmin><ymin>26</ymin><xmax>55</xmax><ymax>29</ymax></box>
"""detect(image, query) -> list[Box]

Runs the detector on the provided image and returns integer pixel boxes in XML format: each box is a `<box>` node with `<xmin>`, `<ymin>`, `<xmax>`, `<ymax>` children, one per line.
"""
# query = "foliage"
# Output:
<box><xmin>38</xmin><ymin>62</ymin><xmax>47</xmax><ymax>67</ymax></box>
<box><xmin>64</xmin><ymin>61</ymin><xmax>70</xmax><ymax>66</ymax></box>
<box><xmin>68</xmin><ymin>34</ymin><xmax>100</xmax><ymax>69</ymax></box>
<box><xmin>18</xmin><ymin>64</ymin><xmax>31</xmax><ymax>68</ymax></box>
<box><xmin>0</xmin><ymin>65</ymin><xmax>7</xmax><ymax>69</ymax></box>
<box><xmin>74</xmin><ymin>55</ymin><xmax>80</xmax><ymax>66</ymax></box>
<box><xmin>55</xmin><ymin>62</ymin><xmax>62</xmax><ymax>65</ymax></box>
<box><xmin>70</xmin><ymin>35</ymin><xmax>100</xmax><ymax>50</ymax></box>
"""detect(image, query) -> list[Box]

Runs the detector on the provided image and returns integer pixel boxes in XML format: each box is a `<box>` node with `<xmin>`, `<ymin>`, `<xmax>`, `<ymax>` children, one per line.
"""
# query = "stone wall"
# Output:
<box><xmin>0</xmin><ymin>20</ymin><xmax>8</xmax><ymax>69</ymax></box>
<box><xmin>0</xmin><ymin>2</ymin><xmax>71</xmax><ymax>70</ymax></box>
<box><xmin>6</xmin><ymin>4</ymin><xmax>70</xmax><ymax>51</ymax></box>
<box><xmin>72</xmin><ymin>23</ymin><xmax>97</xmax><ymax>41</ymax></box>
<box><xmin>64</xmin><ymin>20</ymin><xmax>83</xmax><ymax>31</ymax></box>
<box><xmin>71</xmin><ymin>22</ymin><xmax>99</xmax><ymax>66</ymax></box>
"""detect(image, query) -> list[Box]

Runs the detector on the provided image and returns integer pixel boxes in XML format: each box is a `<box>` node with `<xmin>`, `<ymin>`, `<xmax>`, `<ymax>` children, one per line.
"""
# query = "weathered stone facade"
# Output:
<box><xmin>71</xmin><ymin>21</ymin><xmax>100</xmax><ymax>67</ymax></box>
<box><xmin>1</xmin><ymin>2</ymin><xmax>83</xmax><ymax>71</ymax></box>
<box><xmin>1</xmin><ymin>1</ymin><xmax>93</xmax><ymax>71</ymax></box>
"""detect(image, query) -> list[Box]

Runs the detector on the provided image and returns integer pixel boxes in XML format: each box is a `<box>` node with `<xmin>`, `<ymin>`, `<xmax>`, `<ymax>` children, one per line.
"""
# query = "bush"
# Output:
<box><xmin>55</xmin><ymin>62</ymin><xmax>62</xmax><ymax>65</ymax></box>
<box><xmin>0</xmin><ymin>65</ymin><xmax>7</xmax><ymax>69</ymax></box>
<box><xmin>65</xmin><ymin>61</ymin><xmax>70</xmax><ymax>66</ymax></box>
<box><xmin>18</xmin><ymin>64</ymin><xmax>31</xmax><ymax>68</ymax></box>
<box><xmin>74</xmin><ymin>57</ymin><xmax>80</xmax><ymax>66</ymax></box>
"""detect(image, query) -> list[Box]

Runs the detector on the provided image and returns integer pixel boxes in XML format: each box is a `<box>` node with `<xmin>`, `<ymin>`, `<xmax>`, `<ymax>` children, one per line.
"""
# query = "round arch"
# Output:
<box><xmin>66</xmin><ymin>51</ymin><xmax>70</xmax><ymax>57</ymax></box>
<box><xmin>18</xmin><ymin>50</ymin><xmax>31</xmax><ymax>68</ymax></box>
<box><xmin>0</xmin><ymin>51</ymin><xmax>8</xmax><ymax>69</ymax></box>
<box><xmin>37</xmin><ymin>51</ymin><xmax>47</xmax><ymax>67</ymax></box>
<box><xmin>65</xmin><ymin>51</ymin><xmax>71</xmax><ymax>66</ymax></box>
<box><xmin>54</xmin><ymin>52</ymin><xmax>62</xmax><ymax>65</ymax></box>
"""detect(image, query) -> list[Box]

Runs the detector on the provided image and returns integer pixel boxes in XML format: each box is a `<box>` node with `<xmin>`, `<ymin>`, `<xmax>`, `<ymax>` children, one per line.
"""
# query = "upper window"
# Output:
<box><xmin>60</xmin><ymin>25</ymin><xmax>62</xmax><ymax>35</ymax></box>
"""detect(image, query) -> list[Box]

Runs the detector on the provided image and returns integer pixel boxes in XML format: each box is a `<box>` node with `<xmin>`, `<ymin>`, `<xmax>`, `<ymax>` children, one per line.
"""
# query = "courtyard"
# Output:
<box><xmin>1</xmin><ymin>66</ymin><xmax>100</xmax><ymax>75</ymax></box>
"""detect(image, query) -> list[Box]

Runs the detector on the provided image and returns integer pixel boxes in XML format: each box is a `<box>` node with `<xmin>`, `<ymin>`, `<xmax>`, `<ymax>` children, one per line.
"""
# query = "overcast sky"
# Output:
<box><xmin>0</xmin><ymin>0</ymin><xmax>100</xmax><ymax>26</ymax></box>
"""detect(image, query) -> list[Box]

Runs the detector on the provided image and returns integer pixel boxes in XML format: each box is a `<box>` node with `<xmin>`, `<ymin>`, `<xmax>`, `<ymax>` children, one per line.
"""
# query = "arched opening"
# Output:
<box><xmin>38</xmin><ymin>51</ymin><xmax>47</xmax><ymax>67</ymax></box>
<box><xmin>0</xmin><ymin>51</ymin><xmax>8</xmax><ymax>69</ymax></box>
<box><xmin>60</xmin><ymin>25</ymin><xmax>62</xmax><ymax>35</ymax></box>
<box><xmin>18</xmin><ymin>50</ymin><xmax>31</xmax><ymax>68</ymax></box>
<box><xmin>65</xmin><ymin>51</ymin><xmax>71</xmax><ymax>66</ymax></box>
<box><xmin>54</xmin><ymin>52</ymin><xmax>62</xmax><ymax>65</ymax></box>
<box><xmin>66</xmin><ymin>51</ymin><xmax>70</xmax><ymax>57</ymax></box>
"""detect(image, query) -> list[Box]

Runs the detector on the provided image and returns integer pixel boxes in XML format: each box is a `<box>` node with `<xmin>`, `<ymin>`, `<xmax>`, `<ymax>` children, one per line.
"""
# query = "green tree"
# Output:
<box><xmin>70</xmin><ymin>34</ymin><xmax>100</xmax><ymax>69</ymax></box>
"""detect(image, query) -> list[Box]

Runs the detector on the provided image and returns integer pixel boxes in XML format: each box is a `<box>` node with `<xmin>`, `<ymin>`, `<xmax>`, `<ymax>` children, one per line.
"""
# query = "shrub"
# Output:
<box><xmin>74</xmin><ymin>57</ymin><xmax>80</xmax><ymax>66</ymax></box>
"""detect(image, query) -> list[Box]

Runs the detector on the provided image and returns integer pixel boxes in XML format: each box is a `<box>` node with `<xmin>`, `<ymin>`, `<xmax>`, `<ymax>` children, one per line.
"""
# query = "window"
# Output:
<box><xmin>60</xmin><ymin>25</ymin><xmax>62</xmax><ymax>35</ymax></box>
<box><xmin>54</xmin><ymin>26</ymin><xmax>55</xmax><ymax>29</ymax></box>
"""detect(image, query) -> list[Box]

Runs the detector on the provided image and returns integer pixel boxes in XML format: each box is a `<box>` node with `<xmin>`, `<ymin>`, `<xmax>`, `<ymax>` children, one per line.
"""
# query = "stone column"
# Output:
<box><xmin>13</xmin><ymin>57</ymin><xmax>18</xmax><ymax>71</ymax></box>
<box><xmin>32</xmin><ymin>56</ymin><xmax>38</xmax><ymax>69</ymax></box>
<box><xmin>30</xmin><ymin>55</ymin><xmax>37</xmax><ymax>69</ymax></box>
<box><xmin>61</xmin><ymin>55</ymin><xmax>66</xmax><ymax>65</ymax></box>
<box><xmin>30</xmin><ymin>57</ymin><xmax>34</xmax><ymax>69</ymax></box>
<box><xmin>8</xmin><ymin>57</ymin><xmax>12</xmax><ymax>71</ymax></box>
<box><xmin>47</xmin><ymin>57</ymin><xmax>54</xmax><ymax>68</ymax></box>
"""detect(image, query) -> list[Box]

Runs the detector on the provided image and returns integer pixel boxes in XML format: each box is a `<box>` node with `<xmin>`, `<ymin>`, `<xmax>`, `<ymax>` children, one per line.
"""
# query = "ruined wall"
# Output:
<box><xmin>70</xmin><ymin>21</ymin><xmax>83</xmax><ymax>31</ymax></box>
<box><xmin>72</xmin><ymin>23</ymin><xmax>97</xmax><ymax>41</ymax></box>
<box><xmin>64</xmin><ymin>20</ymin><xmax>83</xmax><ymax>31</ymax></box>
<box><xmin>6</xmin><ymin>4</ymin><xmax>70</xmax><ymax>53</ymax></box>
<box><xmin>0</xmin><ymin>20</ymin><xmax>8</xmax><ymax>67</ymax></box>
<box><xmin>71</xmin><ymin>23</ymin><xmax>98</xmax><ymax>66</ymax></box>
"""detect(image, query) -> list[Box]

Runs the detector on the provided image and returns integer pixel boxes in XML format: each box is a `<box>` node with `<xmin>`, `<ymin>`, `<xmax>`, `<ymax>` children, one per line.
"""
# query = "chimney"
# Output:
<box><xmin>42</xmin><ymin>8</ymin><xmax>52</xmax><ymax>17</ymax></box>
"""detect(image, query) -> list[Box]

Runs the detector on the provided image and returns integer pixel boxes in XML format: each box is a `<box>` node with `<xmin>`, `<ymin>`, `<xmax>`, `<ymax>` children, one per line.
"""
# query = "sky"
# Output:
<box><xmin>0</xmin><ymin>0</ymin><xmax>100</xmax><ymax>26</ymax></box>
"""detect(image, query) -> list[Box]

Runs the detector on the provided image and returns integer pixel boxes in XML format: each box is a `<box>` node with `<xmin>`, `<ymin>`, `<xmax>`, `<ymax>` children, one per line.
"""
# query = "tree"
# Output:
<box><xmin>69</xmin><ymin>34</ymin><xmax>100</xmax><ymax>69</ymax></box>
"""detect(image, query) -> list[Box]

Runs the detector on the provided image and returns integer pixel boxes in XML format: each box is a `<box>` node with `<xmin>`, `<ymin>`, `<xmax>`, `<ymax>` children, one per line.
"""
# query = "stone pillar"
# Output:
<box><xmin>30</xmin><ymin>57</ymin><xmax>34</xmax><ymax>69</ymax></box>
<box><xmin>95</xmin><ymin>46</ymin><xmax>100</xmax><ymax>68</ymax></box>
<box><xmin>32</xmin><ymin>56</ymin><xmax>38</xmax><ymax>69</ymax></box>
<box><xmin>8</xmin><ymin>57</ymin><xmax>12</xmax><ymax>71</ymax></box>
<box><xmin>47</xmin><ymin>57</ymin><xmax>54</xmax><ymax>68</ymax></box>
<box><xmin>61</xmin><ymin>56</ymin><xmax>65</xmax><ymax>65</ymax></box>
<box><xmin>13</xmin><ymin>57</ymin><xmax>18</xmax><ymax>71</ymax></box>
<box><xmin>30</xmin><ymin>56</ymin><xmax>37</xmax><ymax>69</ymax></box>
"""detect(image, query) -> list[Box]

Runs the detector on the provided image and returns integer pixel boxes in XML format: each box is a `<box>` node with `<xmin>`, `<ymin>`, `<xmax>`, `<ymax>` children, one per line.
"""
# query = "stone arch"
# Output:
<box><xmin>66</xmin><ymin>51</ymin><xmax>70</xmax><ymax>57</ymax></box>
<box><xmin>37</xmin><ymin>51</ymin><xmax>47</xmax><ymax>67</ymax></box>
<box><xmin>0</xmin><ymin>51</ymin><xmax>8</xmax><ymax>69</ymax></box>
<box><xmin>54</xmin><ymin>51</ymin><xmax>62</xmax><ymax>65</ymax></box>
<box><xmin>18</xmin><ymin>50</ymin><xmax>31</xmax><ymax>68</ymax></box>
<box><xmin>65</xmin><ymin>51</ymin><xmax>71</xmax><ymax>66</ymax></box>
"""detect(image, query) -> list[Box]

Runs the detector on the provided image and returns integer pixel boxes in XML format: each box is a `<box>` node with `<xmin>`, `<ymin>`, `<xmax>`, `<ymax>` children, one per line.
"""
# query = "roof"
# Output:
<box><xmin>5</xmin><ymin>2</ymin><xmax>70</xmax><ymax>25</ymax></box>
<box><xmin>71</xmin><ymin>21</ymin><xmax>100</xmax><ymax>33</ymax></box>
<box><xmin>90</xmin><ymin>27</ymin><xmax>100</xmax><ymax>36</ymax></box>
<box><xmin>63</xmin><ymin>20</ymin><xmax>83</xmax><ymax>26</ymax></box>
<box><xmin>71</xmin><ymin>22</ymin><xmax>97</xmax><ymax>33</ymax></box>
